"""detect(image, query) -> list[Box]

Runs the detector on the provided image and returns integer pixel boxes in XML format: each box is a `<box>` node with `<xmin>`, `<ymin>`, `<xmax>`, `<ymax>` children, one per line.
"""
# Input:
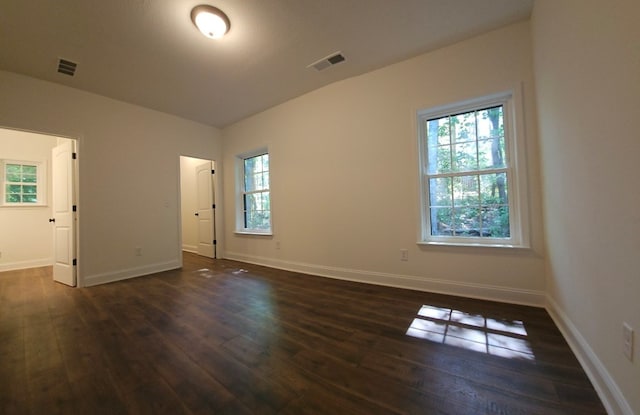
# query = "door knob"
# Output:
<box><xmin>49</xmin><ymin>218</ymin><xmax>56</xmax><ymax>223</ymax></box>
<box><xmin>194</xmin><ymin>212</ymin><xmax>199</xmax><ymax>216</ymax></box>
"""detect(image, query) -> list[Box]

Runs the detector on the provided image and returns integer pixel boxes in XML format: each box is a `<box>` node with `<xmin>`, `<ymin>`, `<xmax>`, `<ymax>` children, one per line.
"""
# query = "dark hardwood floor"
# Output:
<box><xmin>1</xmin><ymin>253</ymin><xmax>606</xmax><ymax>414</ymax></box>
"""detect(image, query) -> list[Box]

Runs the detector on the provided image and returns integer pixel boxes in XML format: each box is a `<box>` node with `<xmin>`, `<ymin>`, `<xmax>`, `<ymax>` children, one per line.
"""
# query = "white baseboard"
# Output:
<box><xmin>82</xmin><ymin>259</ymin><xmax>181</xmax><ymax>287</ymax></box>
<box><xmin>223</xmin><ymin>251</ymin><xmax>545</xmax><ymax>307</ymax></box>
<box><xmin>0</xmin><ymin>258</ymin><xmax>53</xmax><ymax>272</ymax></box>
<box><xmin>182</xmin><ymin>245</ymin><xmax>198</xmax><ymax>254</ymax></box>
<box><xmin>546</xmin><ymin>296</ymin><xmax>633</xmax><ymax>415</ymax></box>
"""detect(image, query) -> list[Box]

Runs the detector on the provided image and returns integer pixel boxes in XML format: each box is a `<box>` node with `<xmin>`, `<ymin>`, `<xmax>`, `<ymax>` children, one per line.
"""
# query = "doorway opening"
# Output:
<box><xmin>0</xmin><ymin>127</ymin><xmax>78</xmax><ymax>286</ymax></box>
<box><xmin>179</xmin><ymin>156</ymin><xmax>217</xmax><ymax>259</ymax></box>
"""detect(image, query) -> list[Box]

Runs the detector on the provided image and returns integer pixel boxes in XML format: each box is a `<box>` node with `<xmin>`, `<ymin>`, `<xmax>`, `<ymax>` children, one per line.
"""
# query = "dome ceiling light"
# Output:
<box><xmin>190</xmin><ymin>5</ymin><xmax>230</xmax><ymax>39</ymax></box>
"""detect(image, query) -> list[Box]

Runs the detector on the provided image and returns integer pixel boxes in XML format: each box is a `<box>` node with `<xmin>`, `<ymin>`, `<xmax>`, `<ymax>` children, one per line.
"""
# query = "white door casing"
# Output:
<box><xmin>196</xmin><ymin>162</ymin><xmax>216</xmax><ymax>258</ymax></box>
<box><xmin>51</xmin><ymin>140</ymin><xmax>76</xmax><ymax>286</ymax></box>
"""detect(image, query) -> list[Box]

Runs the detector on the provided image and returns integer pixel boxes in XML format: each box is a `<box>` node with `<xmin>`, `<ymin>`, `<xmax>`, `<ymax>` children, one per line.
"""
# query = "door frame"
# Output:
<box><xmin>178</xmin><ymin>155</ymin><xmax>222</xmax><ymax>265</ymax></box>
<box><xmin>0</xmin><ymin>126</ymin><xmax>80</xmax><ymax>285</ymax></box>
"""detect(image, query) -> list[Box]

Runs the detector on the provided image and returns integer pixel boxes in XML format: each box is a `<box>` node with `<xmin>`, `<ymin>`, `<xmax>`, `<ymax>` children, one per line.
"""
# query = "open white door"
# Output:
<box><xmin>195</xmin><ymin>162</ymin><xmax>216</xmax><ymax>258</ymax></box>
<box><xmin>51</xmin><ymin>140</ymin><xmax>76</xmax><ymax>286</ymax></box>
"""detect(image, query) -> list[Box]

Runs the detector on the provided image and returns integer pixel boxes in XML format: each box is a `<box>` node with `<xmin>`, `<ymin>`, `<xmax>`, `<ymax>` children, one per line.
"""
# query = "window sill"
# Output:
<box><xmin>418</xmin><ymin>241</ymin><xmax>530</xmax><ymax>250</ymax></box>
<box><xmin>235</xmin><ymin>230</ymin><xmax>273</xmax><ymax>236</ymax></box>
<box><xmin>0</xmin><ymin>203</ymin><xmax>48</xmax><ymax>208</ymax></box>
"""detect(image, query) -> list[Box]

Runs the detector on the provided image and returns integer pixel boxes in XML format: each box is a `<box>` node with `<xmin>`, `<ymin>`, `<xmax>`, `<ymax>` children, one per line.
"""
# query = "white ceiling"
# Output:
<box><xmin>0</xmin><ymin>0</ymin><xmax>533</xmax><ymax>128</ymax></box>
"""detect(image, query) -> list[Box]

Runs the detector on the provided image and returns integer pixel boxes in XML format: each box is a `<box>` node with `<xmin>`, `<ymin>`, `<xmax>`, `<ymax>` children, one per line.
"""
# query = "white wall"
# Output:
<box><xmin>532</xmin><ymin>1</ymin><xmax>639</xmax><ymax>414</ymax></box>
<box><xmin>222</xmin><ymin>21</ymin><xmax>546</xmax><ymax>305</ymax></box>
<box><xmin>0</xmin><ymin>70</ymin><xmax>222</xmax><ymax>286</ymax></box>
<box><xmin>0</xmin><ymin>129</ymin><xmax>58</xmax><ymax>270</ymax></box>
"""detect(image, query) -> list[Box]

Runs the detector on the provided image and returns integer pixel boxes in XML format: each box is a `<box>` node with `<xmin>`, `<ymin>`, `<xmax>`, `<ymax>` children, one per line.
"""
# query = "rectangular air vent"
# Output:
<box><xmin>307</xmin><ymin>52</ymin><xmax>346</xmax><ymax>72</ymax></box>
<box><xmin>57</xmin><ymin>58</ymin><xmax>77</xmax><ymax>76</ymax></box>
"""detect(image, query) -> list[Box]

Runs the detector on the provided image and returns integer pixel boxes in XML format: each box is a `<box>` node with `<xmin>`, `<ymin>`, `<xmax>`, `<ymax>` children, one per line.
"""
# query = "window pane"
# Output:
<box><xmin>453</xmin><ymin>175</ymin><xmax>479</xmax><ymax>207</ymax></box>
<box><xmin>480</xmin><ymin>173</ymin><xmax>508</xmax><ymax>205</ymax></box>
<box><xmin>429</xmin><ymin>177</ymin><xmax>452</xmax><ymax>207</ymax></box>
<box><xmin>451</xmin><ymin>112</ymin><xmax>476</xmax><ymax>143</ymax></box>
<box><xmin>429</xmin><ymin>177</ymin><xmax>452</xmax><ymax>236</ymax></box>
<box><xmin>22</xmin><ymin>185</ymin><xmax>37</xmax><ymax>194</ymax></box>
<box><xmin>477</xmin><ymin>106</ymin><xmax>505</xmax><ymax>169</ymax></box>
<box><xmin>244</xmin><ymin>191</ymin><xmax>270</xmax><ymax>230</ymax></box>
<box><xmin>6</xmin><ymin>194</ymin><xmax>21</xmax><ymax>203</ymax></box>
<box><xmin>428</xmin><ymin>145</ymin><xmax>451</xmax><ymax>174</ymax></box>
<box><xmin>453</xmin><ymin>141</ymin><xmax>478</xmax><ymax>172</ymax></box>
<box><xmin>427</xmin><ymin>117</ymin><xmax>450</xmax><ymax>146</ymax></box>
<box><xmin>6</xmin><ymin>172</ymin><xmax>21</xmax><ymax>182</ymax></box>
<box><xmin>22</xmin><ymin>194</ymin><xmax>37</xmax><ymax>203</ymax></box>
<box><xmin>7</xmin><ymin>184</ymin><xmax>22</xmax><ymax>194</ymax></box>
<box><xmin>244</xmin><ymin>154</ymin><xmax>269</xmax><ymax>192</ymax></box>
<box><xmin>22</xmin><ymin>174</ymin><xmax>37</xmax><ymax>183</ymax></box>
<box><xmin>479</xmin><ymin>172</ymin><xmax>510</xmax><ymax>237</ymax></box>
<box><xmin>246</xmin><ymin>210</ymin><xmax>270</xmax><ymax>230</ymax></box>
<box><xmin>431</xmin><ymin>207</ymin><xmax>453</xmax><ymax>236</ymax></box>
<box><xmin>427</xmin><ymin>117</ymin><xmax>452</xmax><ymax>174</ymax></box>
<box><xmin>6</xmin><ymin>164</ymin><xmax>21</xmax><ymax>174</ymax></box>
<box><xmin>477</xmin><ymin>136</ymin><xmax>505</xmax><ymax>169</ymax></box>
<box><xmin>481</xmin><ymin>205</ymin><xmax>510</xmax><ymax>238</ymax></box>
<box><xmin>250</xmin><ymin>172</ymin><xmax>268</xmax><ymax>191</ymax></box>
<box><xmin>452</xmin><ymin>206</ymin><xmax>481</xmax><ymax>237</ymax></box>
<box><xmin>22</xmin><ymin>165</ymin><xmax>37</xmax><ymax>175</ymax></box>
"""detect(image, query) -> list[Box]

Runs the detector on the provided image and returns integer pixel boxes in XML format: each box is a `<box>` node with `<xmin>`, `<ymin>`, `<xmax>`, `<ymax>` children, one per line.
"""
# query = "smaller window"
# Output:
<box><xmin>1</xmin><ymin>160</ymin><xmax>46</xmax><ymax>206</ymax></box>
<box><xmin>236</xmin><ymin>150</ymin><xmax>271</xmax><ymax>234</ymax></box>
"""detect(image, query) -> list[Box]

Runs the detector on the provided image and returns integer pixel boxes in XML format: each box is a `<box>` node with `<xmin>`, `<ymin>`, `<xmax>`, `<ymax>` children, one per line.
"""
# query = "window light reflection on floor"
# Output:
<box><xmin>406</xmin><ymin>305</ymin><xmax>534</xmax><ymax>360</ymax></box>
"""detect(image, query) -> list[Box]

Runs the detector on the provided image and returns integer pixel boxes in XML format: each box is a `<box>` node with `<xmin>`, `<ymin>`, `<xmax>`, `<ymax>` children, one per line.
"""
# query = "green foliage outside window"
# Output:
<box><xmin>426</xmin><ymin>106</ymin><xmax>510</xmax><ymax>238</ymax></box>
<box><xmin>243</xmin><ymin>154</ymin><xmax>270</xmax><ymax>230</ymax></box>
<box><xmin>4</xmin><ymin>163</ymin><xmax>38</xmax><ymax>204</ymax></box>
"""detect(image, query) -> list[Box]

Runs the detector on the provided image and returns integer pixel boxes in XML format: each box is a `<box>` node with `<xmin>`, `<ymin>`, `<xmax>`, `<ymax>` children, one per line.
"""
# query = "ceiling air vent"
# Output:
<box><xmin>57</xmin><ymin>58</ymin><xmax>77</xmax><ymax>76</ymax></box>
<box><xmin>307</xmin><ymin>52</ymin><xmax>346</xmax><ymax>72</ymax></box>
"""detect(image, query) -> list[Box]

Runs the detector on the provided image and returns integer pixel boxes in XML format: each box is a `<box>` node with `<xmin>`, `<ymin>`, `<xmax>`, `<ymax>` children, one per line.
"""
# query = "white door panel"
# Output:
<box><xmin>196</xmin><ymin>162</ymin><xmax>216</xmax><ymax>258</ymax></box>
<box><xmin>52</xmin><ymin>140</ymin><xmax>76</xmax><ymax>286</ymax></box>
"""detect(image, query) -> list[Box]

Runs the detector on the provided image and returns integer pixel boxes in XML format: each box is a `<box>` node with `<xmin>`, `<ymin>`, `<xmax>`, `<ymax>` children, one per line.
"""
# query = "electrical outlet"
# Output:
<box><xmin>135</xmin><ymin>247</ymin><xmax>142</xmax><ymax>256</ymax></box>
<box><xmin>400</xmin><ymin>249</ymin><xmax>409</xmax><ymax>261</ymax></box>
<box><xmin>275</xmin><ymin>241</ymin><xmax>281</xmax><ymax>250</ymax></box>
<box><xmin>623</xmin><ymin>323</ymin><xmax>634</xmax><ymax>361</ymax></box>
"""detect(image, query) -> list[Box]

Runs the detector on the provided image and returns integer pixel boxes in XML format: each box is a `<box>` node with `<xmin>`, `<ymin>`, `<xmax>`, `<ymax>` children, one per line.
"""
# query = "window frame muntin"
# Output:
<box><xmin>417</xmin><ymin>91</ymin><xmax>529</xmax><ymax>248</ymax></box>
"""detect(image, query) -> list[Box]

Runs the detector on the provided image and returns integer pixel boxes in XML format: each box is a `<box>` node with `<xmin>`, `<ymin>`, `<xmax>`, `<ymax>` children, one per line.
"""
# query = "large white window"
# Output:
<box><xmin>417</xmin><ymin>91</ymin><xmax>529</xmax><ymax>247</ymax></box>
<box><xmin>1</xmin><ymin>160</ymin><xmax>46</xmax><ymax>206</ymax></box>
<box><xmin>236</xmin><ymin>150</ymin><xmax>271</xmax><ymax>234</ymax></box>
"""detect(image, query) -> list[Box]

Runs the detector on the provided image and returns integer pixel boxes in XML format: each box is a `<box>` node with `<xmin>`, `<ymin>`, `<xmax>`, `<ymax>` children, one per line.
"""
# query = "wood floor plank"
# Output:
<box><xmin>0</xmin><ymin>254</ymin><xmax>607</xmax><ymax>414</ymax></box>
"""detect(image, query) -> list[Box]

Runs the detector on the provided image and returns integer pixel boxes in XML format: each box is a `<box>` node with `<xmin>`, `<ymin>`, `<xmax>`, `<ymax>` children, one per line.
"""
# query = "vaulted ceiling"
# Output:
<box><xmin>0</xmin><ymin>0</ymin><xmax>533</xmax><ymax>128</ymax></box>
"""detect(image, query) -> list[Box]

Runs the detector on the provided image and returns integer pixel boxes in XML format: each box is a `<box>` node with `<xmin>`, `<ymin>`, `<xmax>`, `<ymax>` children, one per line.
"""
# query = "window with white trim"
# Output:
<box><xmin>418</xmin><ymin>92</ymin><xmax>528</xmax><ymax>247</ymax></box>
<box><xmin>1</xmin><ymin>160</ymin><xmax>46</xmax><ymax>206</ymax></box>
<box><xmin>236</xmin><ymin>150</ymin><xmax>271</xmax><ymax>233</ymax></box>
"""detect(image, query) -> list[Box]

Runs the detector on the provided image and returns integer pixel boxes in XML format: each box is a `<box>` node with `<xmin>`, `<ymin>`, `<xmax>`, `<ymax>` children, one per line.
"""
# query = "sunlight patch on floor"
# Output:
<box><xmin>407</xmin><ymin>304</ymin><xmax>534</xmax><ymax>360</ymax></box>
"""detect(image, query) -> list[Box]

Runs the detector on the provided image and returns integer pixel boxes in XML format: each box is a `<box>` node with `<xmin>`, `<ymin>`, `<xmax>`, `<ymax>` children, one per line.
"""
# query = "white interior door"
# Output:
<box><xmin>195</xmin><ymin>162</ymin><xmax>216</xmax><ymax>258</ymax></box>
<box><xmin>51</xmin><ymin>140</ymin><xmax>76</xmax><ymax>286</ymax></box>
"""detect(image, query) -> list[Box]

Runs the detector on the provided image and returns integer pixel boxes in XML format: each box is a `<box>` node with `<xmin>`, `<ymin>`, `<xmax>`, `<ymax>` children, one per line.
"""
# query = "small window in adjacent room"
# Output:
<box><xmin>417</xmin><ymin>91</ymin><xmax>529</xmax><ymax>248</ymax></box>
<box><xmin>236</xmin><ymin>150</ymin><xmax>271</xmax><ymax>234</ymax></box>
<box><xmin>1</xmin><ymin>160</ymin><xmax>46</xmax><ymax>206</ymax></box>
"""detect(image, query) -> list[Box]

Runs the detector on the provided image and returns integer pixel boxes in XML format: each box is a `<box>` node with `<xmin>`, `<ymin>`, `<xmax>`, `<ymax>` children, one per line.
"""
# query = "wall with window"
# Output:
<box><xmin>0</xmin><ymin>129</ymin><xmax>57</xmax><ymax>271</ymax></box>
<box><xmin>222</xmin><ymin>20</ymin><xmax>546</xmax><ymax>304</ymax></box>
<box><xmin>0</xmin><ymin>69</ymin><xmax>221</xmax><ymax>285</ymax></box>
<box><xmin>532</xmin><ymin>1</ymin><xmax>639</xmax><ymax>413</ymax></box>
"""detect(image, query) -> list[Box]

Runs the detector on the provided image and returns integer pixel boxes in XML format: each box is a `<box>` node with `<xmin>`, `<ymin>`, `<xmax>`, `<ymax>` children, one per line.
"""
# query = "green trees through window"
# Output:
<box><xmin>243</xmin><ymin>153</ymin><xmax>270</xmax><ymax>231</ymax></box>
<box><xmin>4</xmin><ymin>163</ymin><xmax>39</xmax><ymax>204</ymax></box>
<box><xmin>422</xmin><ymin>102</ymin><xmax>512</xmax><ymax>241</ymax></box>
<box><xmin>419</xmin><ymin>91</ymin><xmax>530</xmax><ymax>247</ymax></box>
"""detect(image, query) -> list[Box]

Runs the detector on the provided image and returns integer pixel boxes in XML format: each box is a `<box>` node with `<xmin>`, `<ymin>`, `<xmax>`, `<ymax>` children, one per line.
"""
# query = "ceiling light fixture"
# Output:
<box><xmin>190</xmin><ymin>5</ymin><xmax>230</xmax><ymax>39</ymax></box>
